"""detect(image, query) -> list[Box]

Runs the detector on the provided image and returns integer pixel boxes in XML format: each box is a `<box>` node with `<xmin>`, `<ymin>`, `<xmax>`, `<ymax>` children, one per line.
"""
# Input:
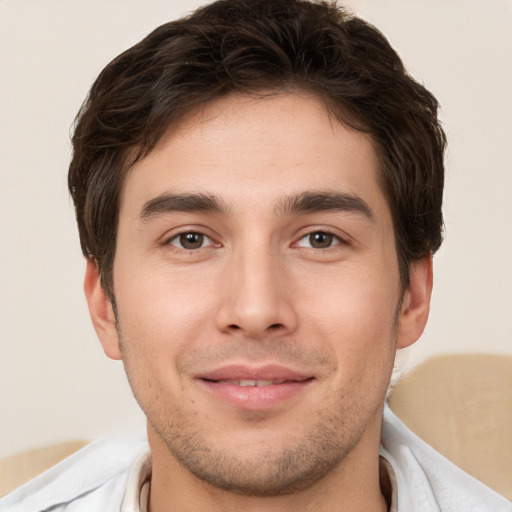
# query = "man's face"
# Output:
<box><xmin>89</xmin><ymin>93</ymin><xmax>428</xmax><ymax>496</ymax></box>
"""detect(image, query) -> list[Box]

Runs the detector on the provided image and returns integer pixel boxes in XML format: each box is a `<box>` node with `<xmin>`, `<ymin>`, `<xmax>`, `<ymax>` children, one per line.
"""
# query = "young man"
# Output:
<box><xmin>2</xmin><ymin>0</ymin><xmax>510</xmax><ymax>511</ymax></box>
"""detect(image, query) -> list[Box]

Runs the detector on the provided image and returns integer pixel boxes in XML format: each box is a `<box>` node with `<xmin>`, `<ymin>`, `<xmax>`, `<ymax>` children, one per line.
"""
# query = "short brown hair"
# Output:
<box><xmin>69</xmin><ymin>0</ymin><xmax>446</xmax><ymax>297</ymax></box>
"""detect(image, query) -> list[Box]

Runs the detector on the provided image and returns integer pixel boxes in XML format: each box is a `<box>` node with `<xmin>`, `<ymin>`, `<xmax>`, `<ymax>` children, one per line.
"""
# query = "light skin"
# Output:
<box><xmin>85</xmin><ymin>92</ymin><xmax>432</xmax><ymax>512</ymax></box>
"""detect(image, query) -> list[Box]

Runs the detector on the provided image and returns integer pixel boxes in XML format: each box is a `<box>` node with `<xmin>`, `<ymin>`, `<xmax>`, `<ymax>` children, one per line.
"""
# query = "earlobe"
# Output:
<box><xmin>84</xmin><ymin>259</ymin><xmax>122</xmax><ymax>360</ymax></box>
<box><xmin>396</xmin><ymin>255</ymin><xmax>433</xmax><ymax>349</ymax></box>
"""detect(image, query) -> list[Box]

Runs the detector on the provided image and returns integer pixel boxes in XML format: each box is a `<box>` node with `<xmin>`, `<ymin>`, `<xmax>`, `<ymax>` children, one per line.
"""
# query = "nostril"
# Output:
<box><xmin>269</xmin><ymin>323</ymin><xmax>284</xmax><ymax>330</ymax></box>
<box><xmin>228</xmin><ymin>324</ymin><xmax>241</xmax><ymax>330</ymax></box>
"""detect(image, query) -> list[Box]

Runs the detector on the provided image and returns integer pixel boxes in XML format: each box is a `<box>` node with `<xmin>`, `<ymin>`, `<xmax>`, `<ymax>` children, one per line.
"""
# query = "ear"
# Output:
<box><xmin>84</xmin><ymin>259</ymin><xmax>122</xmax><ymax>360</ymax></box>
<box><xmin>396</xmin><ymin>255</ymin><xmax>433</xmax><ymax>349</ymax></box>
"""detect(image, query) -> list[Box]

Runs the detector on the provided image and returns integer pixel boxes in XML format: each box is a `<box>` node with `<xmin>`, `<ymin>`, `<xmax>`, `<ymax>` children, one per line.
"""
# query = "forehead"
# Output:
<box><xmin>120</xmin><ymin>92</ymin><xmax>387</xmax><ymax>219</ymax></box>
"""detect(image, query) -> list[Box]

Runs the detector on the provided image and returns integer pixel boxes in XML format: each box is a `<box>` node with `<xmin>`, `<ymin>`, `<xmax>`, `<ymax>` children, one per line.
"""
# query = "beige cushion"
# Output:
<box><xmin>389</xmin><ymin>353</ymin><xmax>512</xmax><ymax>499</ymax></box>
<box><xmin>0</xmin><ymin>440</ymin><xmax>89</xmax><ymax>497</ymax></box>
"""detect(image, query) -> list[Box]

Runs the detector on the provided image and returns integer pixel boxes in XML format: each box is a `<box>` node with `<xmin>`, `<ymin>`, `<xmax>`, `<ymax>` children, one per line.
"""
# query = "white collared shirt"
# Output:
<box><xmin>120</xmin><ymin>451</ymin><xmax>151</xmax><ymax>512</ymax></box>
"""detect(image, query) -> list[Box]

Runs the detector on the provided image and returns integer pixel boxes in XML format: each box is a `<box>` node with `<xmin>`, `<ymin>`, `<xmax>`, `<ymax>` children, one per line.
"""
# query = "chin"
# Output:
<box><xmin>152</xmin><ymin>403</ymin><xmax>371</xmax><ymax>497</ymax></box>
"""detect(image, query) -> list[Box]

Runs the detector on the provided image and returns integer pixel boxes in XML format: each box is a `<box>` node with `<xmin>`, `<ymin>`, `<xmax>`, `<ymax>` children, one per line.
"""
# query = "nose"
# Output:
<box><xmin>215</xmin><ymin>244</ymin><xmax>298</xmax><ymax>339</ymax></box>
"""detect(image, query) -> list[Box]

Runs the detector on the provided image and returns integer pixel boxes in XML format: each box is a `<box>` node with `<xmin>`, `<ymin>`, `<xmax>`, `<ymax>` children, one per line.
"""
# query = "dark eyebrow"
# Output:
<box><xmin>276</xmin><ymin>191</ymin><xmax>374</xmax><ymax>221</ymax></box>
<box><xmin>140</xmin><ymin>192</ymin><xmax>228</xmax><ymax>221</ymax></box>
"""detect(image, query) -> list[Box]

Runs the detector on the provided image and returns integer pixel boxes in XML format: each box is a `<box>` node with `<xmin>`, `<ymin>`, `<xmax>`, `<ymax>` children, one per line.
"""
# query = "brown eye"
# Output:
<box><xmin>169</xmin><ymin>232</ymin><xmax>207</xmax><ymax>249</ymax></box>
<box><xmin>181</xmin><ymin>232</ymin><xmax>204</xmax><ymax>249</ymax></box>
<box><xmin>308</xmin><ymin>232</ymin><xmax>334</xmax><ymax>249</ymax></box>
<box><xmin>295</xmin><ymin>231</ymin><xmax>341</xmax><ymax>249</ymax></box>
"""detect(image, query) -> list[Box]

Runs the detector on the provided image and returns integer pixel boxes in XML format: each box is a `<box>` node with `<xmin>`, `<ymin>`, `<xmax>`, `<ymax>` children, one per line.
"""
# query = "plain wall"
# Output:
<box><xmin>1</xmin><ymin>0</ymin><xmax>511</xmax><ymax>458</ymax></box>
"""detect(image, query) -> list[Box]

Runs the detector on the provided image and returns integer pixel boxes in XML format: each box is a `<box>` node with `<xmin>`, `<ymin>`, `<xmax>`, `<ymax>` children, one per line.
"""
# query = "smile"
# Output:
<box><xmin>196</xmin><ymin>365</ymin><xmax>315</xmax><ymax>410</ymax></box>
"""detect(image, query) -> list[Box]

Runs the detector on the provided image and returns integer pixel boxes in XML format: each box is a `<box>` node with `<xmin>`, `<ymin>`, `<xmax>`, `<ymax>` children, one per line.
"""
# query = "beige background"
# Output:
<box><xmin>1</xmin><ymin>0</ymin><xmax>511</xmax><ymax>458</ymax></box>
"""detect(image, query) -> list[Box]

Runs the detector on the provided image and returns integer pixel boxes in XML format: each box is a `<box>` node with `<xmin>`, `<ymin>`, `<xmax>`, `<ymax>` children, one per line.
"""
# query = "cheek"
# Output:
<box><xmin>298</xmin><ymin>263</ymin><xmax>398</xmax><ymax>329</ymax></box>
<box><xmin>114</xmin><ymin>266</ymin><xmax>217</xmax><ymax>371</ymax></box>
<box><xmin>113</xmin><ymin>275</ymin><xmax>214</xmax><ymax>417</ymax></box>
<box><xmin>294</xmin><ymin>265</ymin><xmax>400</xmax><ymax>369</ymax></box>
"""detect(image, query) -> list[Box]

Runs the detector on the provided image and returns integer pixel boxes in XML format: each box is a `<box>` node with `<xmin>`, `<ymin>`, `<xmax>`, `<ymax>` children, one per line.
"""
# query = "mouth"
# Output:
<box><xmin>196</xmin><ymin>365</ymin><xmax>314</xmax><ymax>410</ymax></box>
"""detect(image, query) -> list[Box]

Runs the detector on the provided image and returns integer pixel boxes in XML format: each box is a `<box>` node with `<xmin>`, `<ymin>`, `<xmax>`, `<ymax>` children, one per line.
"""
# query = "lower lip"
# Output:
<box><xmin>198</xmin><ymin>379</ymin><xmax>313</xmax><ymax>410</ymax></box>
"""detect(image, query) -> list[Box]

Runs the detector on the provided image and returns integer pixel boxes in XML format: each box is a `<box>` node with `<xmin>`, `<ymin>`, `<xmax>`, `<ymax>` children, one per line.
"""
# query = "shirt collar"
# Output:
<box><xmin>380</xmin><ymin>456</ymin><xmax>398</xmax><ymax>512</ymax></box>
<box><xmin>121</xmin><ymin>450</ymin><xmax>152</xmax><ymax>512</ymax></box>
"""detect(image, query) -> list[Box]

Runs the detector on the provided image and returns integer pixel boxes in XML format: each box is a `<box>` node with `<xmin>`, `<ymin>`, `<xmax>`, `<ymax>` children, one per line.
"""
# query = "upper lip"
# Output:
<box><xmin>196</xmin><ymin>364</ymin><xmax>313</xmax><ymax>383</ymax></box>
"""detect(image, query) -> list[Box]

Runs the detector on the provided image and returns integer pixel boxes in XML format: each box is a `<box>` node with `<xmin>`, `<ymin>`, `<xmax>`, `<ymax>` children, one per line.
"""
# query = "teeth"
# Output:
<box><xmin>219</xmin><ymin>379</ymin><xmax>276</xmax><ymax>387</ymax></box>
<box><xmin>239</xmin><ymin>379</ymin><xmax>257</xmax><ymax>387</ymax></box>
<box><xmin>255</xmin><ymin>380</ymin><xmax>274</xmax><ymax>387</ymax></box>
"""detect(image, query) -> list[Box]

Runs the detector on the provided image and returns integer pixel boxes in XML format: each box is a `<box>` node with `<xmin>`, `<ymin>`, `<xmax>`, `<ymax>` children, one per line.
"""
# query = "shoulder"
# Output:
<box><xmin>381</xmin><ymin>405</ymin><xmax>512</xmax><ymax>512</ymax></box>
<box><xmin>0</xmin><ymin>436</ymin><xmax>148</xmax><ymax>512</ymax></box>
